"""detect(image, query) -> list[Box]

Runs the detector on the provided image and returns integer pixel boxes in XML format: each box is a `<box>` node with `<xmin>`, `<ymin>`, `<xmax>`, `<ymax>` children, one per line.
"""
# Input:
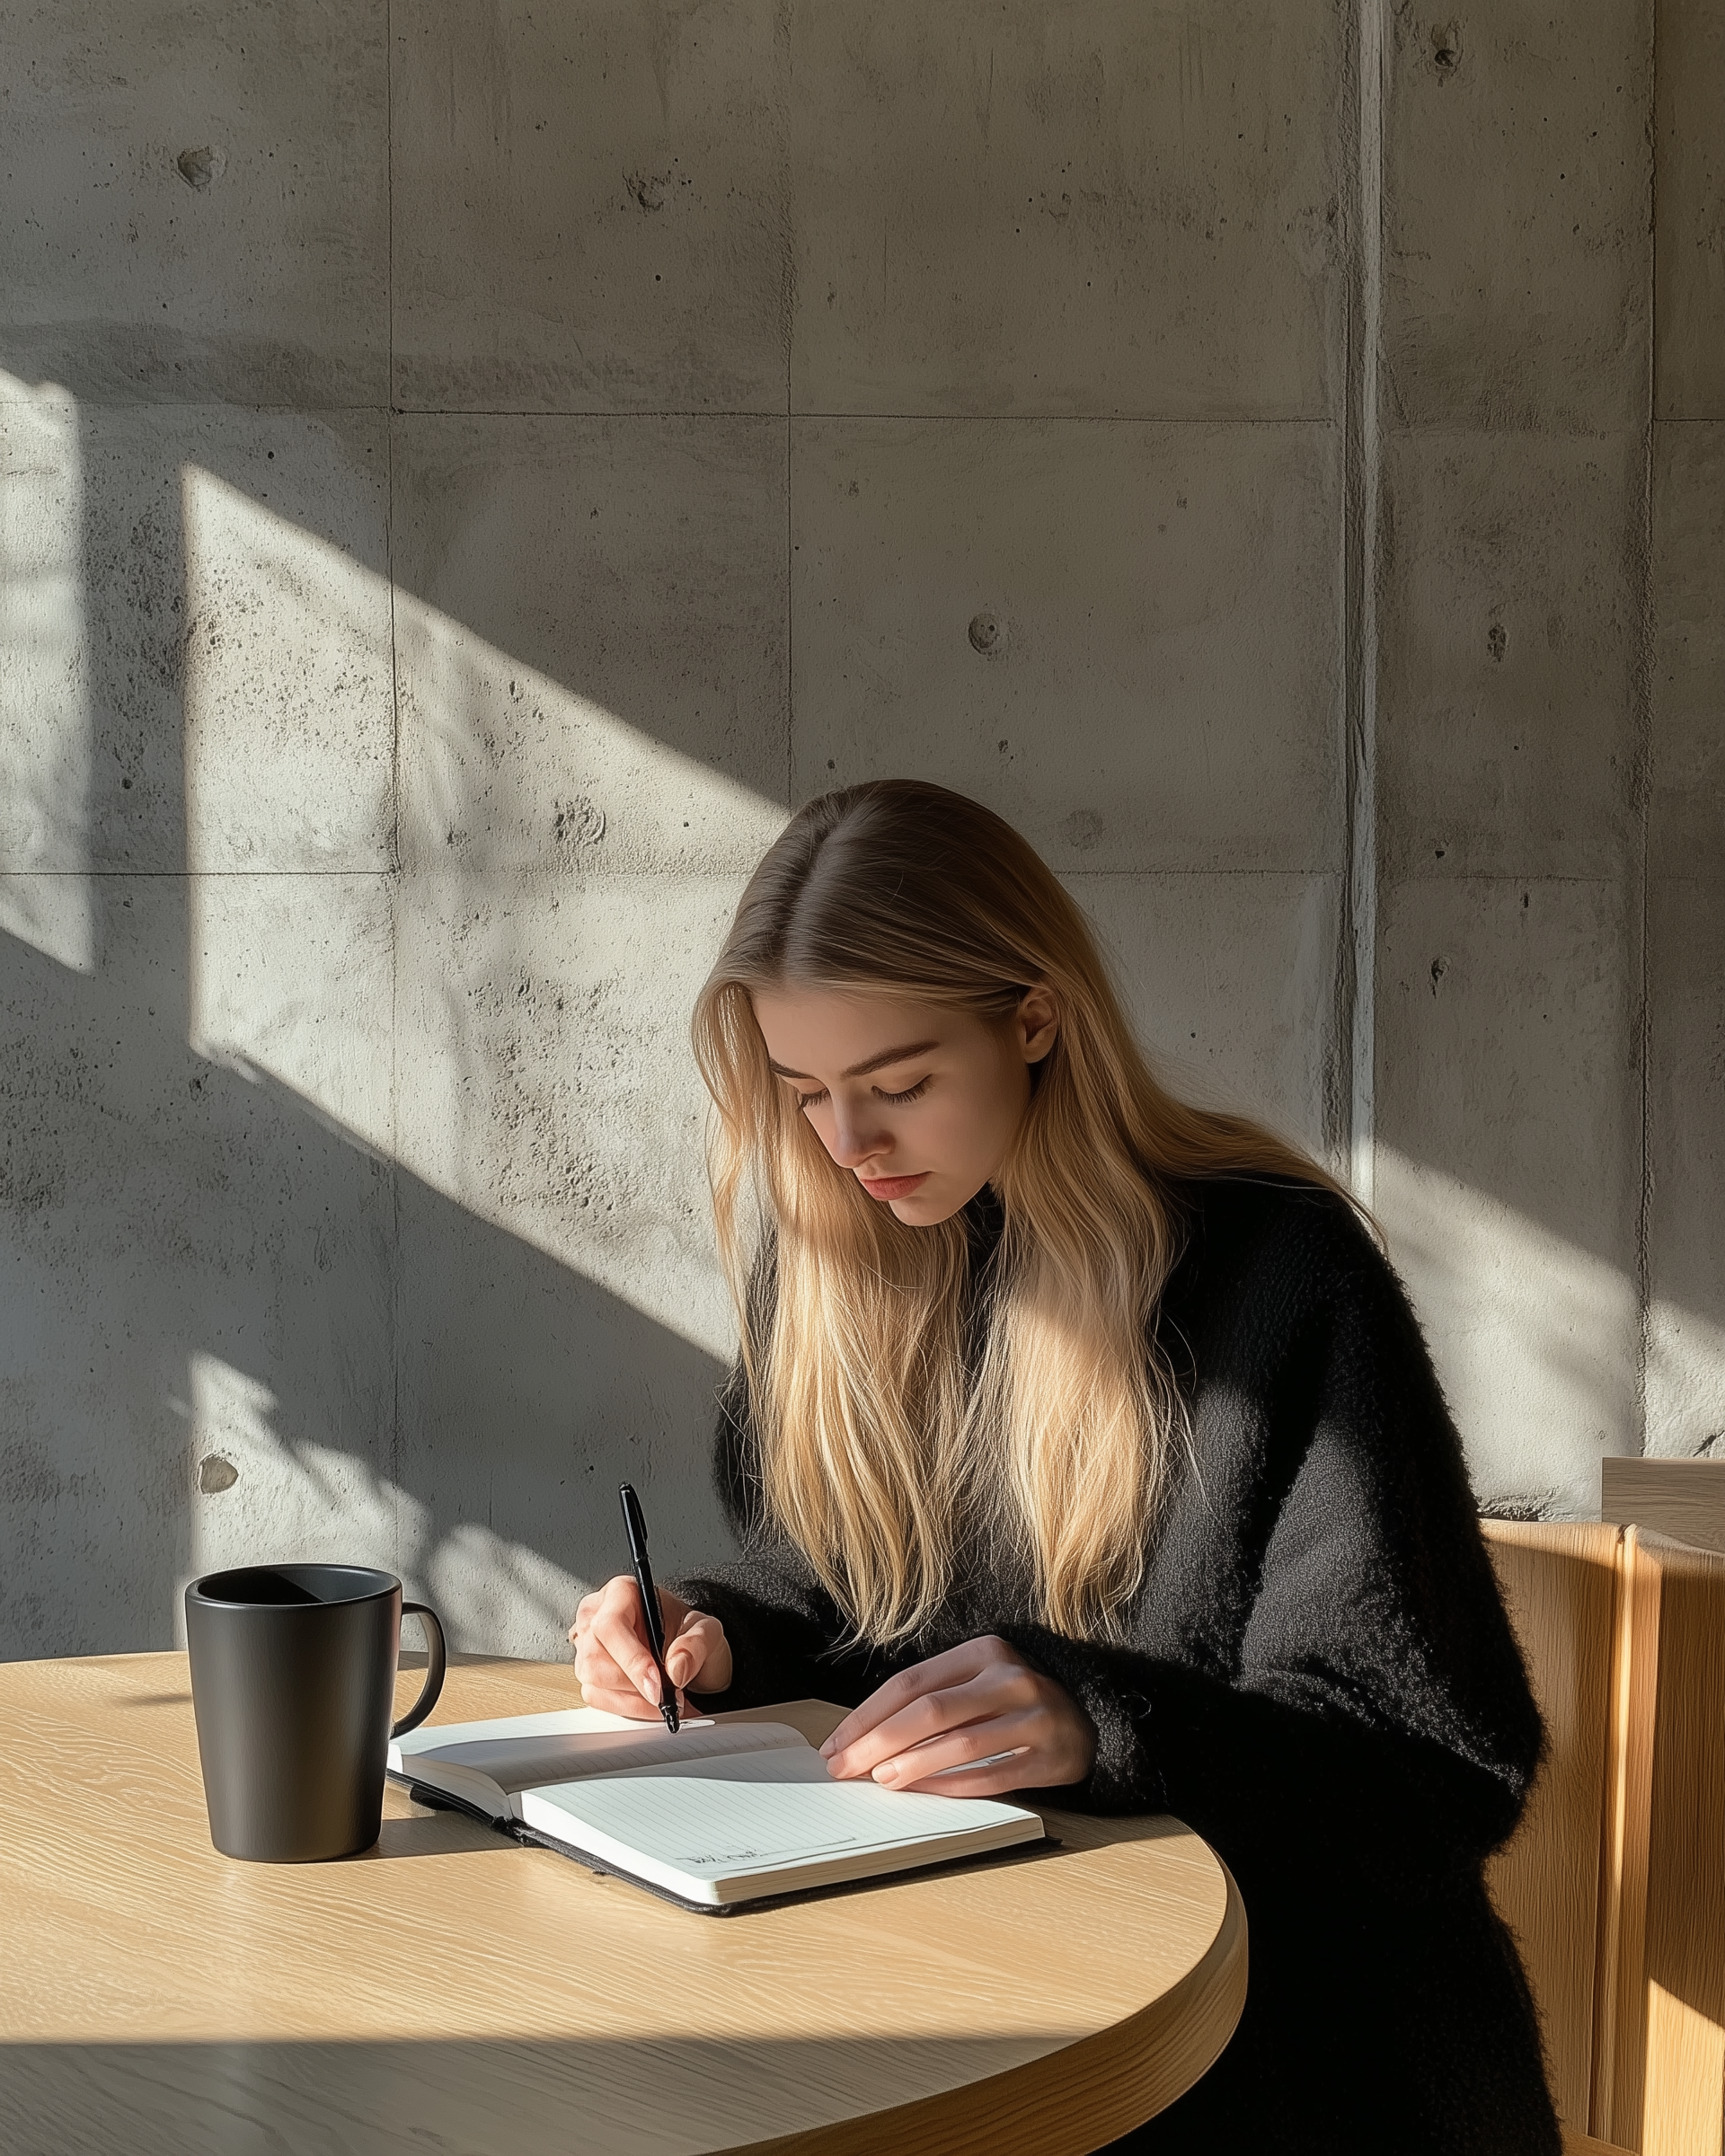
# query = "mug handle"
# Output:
<box><xmin>392</xmin><ymin>1601</ymin><xmax>447</xmax><ymax>1737</ymax></box>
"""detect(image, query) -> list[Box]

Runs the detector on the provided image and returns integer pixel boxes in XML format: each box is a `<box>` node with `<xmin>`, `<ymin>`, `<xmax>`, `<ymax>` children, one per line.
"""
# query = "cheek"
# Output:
<box><xmin>924</xmin><ymin>1089</ymin><xmax>998</xmax><ymax>1168</ymax></box>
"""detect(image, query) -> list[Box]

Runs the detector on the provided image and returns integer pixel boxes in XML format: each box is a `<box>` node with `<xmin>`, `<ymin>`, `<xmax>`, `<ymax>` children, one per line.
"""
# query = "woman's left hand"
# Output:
<box><xmin>818</xmin><ymin>1634</ymin><xmax>1097</xmax><ymax>1797</ymax></box>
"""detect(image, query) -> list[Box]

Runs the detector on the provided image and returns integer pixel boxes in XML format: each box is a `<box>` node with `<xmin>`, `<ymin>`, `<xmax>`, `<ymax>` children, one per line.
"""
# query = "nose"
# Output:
<box><xmin>826</xmin><ymin>1100</ymin><xmax>889</xmax><ymax>1171</ymax></box>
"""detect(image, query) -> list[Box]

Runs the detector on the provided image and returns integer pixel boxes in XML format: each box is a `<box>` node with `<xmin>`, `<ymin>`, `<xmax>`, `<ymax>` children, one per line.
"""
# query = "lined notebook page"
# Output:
<box><xmin>522</xmin><ymin>1747</ymin><xmax>1037</xmax><ymax>1881</ymax></box>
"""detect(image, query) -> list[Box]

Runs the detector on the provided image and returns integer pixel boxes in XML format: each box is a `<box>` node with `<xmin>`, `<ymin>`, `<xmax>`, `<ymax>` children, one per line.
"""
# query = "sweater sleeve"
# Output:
<box><xmin>1001</xmin><ymin>1192</ymin><xmax>1544</xmax><ymax>1885</ymax></box>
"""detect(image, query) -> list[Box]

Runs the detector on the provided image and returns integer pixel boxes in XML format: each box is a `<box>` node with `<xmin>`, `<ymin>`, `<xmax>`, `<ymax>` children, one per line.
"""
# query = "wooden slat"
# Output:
<box><xmin>1483</xmin><ymin>1519</ymin><xmax>1622</xmax><ymax>2131</ymax></box>
<box><xmin>1595</xmin><ymin>1527</ymin><xmax>1725</xmax><ymax>2156</ymax></box>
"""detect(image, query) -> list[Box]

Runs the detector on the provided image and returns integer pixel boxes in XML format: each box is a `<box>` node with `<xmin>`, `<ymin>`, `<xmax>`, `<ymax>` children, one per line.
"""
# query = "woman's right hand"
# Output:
<box><xmin>570</xmin><ymin>1576</ymin><xmax>733</xmax><ymax>1718</ymax></box>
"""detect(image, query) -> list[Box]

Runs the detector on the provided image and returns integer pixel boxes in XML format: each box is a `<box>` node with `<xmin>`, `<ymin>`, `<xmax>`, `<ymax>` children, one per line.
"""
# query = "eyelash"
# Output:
<box><xmin>795</xmin><ymin>1076</ymin><xmax>931</xmax><ymax>1110</ymax></box>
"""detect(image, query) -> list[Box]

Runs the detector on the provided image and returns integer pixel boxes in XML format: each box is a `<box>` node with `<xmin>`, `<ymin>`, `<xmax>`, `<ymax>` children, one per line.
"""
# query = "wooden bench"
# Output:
<box><xmin>1484</xmin><ymin>1520</ymin><xmax>1725</xmax><ymax>2154</ymax></box>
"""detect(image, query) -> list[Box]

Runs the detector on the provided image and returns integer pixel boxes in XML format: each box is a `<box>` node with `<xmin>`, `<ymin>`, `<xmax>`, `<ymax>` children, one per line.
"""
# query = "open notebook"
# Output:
<box><xmin>388</xmin><ymin>1706</ymin><xmax>1044</xmax><ymax>1911</ymax></box>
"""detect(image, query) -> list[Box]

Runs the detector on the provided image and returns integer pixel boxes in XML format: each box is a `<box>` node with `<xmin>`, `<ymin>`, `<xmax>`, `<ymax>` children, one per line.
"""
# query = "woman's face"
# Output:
<box><xmin>750</xmin><ymin>985</ymin><xmax>1058</xmax><ymax>1226</ymax></box>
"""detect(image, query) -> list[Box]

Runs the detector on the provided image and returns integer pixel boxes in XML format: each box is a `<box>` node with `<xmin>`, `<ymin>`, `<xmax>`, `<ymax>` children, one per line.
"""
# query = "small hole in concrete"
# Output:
<box><xmin>968</xmin><ymin>610</ymin><xmax>1004</xmax><ymax>655</ymax></box>
<box><xmin>198</xmin><ymin>1454</ymin><xmax>239</xmax><ymax>1494</ymax></box>
<box><xmin>1431</xmin><ymin>22</ymin><xmax>1462</xmax><ymax>71</ymax></box>
<box><xmin>1488</xmin><ymin>623</ymin><xmax>1507</xmax><ymax>662</ymax></box>
<box><xmin>176</xmin><ymin>146</ymin><xmax>226</xmax><ymax>190</ymax></box>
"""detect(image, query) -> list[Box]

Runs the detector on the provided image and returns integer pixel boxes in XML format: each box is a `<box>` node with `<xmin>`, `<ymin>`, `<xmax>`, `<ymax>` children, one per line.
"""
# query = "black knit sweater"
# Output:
<box><xmin>674</xmin><ymin>1176</ymin><xmax>1560</xmax><ymax>2155</ymax></box>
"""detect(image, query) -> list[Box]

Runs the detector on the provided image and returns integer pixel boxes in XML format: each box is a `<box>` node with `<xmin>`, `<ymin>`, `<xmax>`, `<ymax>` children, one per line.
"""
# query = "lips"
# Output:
<box><xmin>858</xmin><ymin>1171</ymin><xmax>930</xmax><ymax>1202</ymax></box>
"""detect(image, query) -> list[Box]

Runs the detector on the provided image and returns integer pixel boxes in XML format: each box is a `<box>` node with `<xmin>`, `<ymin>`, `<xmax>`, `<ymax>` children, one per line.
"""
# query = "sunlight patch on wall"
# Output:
<box><xmin>394</xmin><ymin>585</ymin><xmax>784</xmax><ymax>877</ymax></box>
<box><xmin>179</xmin><ymin>463</ymin><xmax>395</xmax><ymax>873</ymax></box>
<box><xmin>176</xmin><ymin>1350</ymin><xmax>425</xmax><ymax>1639</ymax></box>
<box><xmin>1376</xmin><ymin>1148</ymin><xmax>1638</xmax><ymax>1519</ymax></box>
<box><xmin>0</xmin><ymin>373</ymin><xmax>93</xmax><ymax>972</ymax></box>
<box><xmin>187</xmin><ymin>869</ymin><xmax>397</xmax><ymax>1158</ymax></box>
<box><xmin>1647</xmin><ymin>1301</ymin><xmax>1725</xmax><ymax>1458</ymax></box>
<box><xmin>424</xmin><ymin>1523</ymin><xmax>588</xmax><ymax>1666</ymax></box>
<box><xmin>178</xmin><ymin>469</ymin><xmax>783</xmax><ymax>1363</ymax></box>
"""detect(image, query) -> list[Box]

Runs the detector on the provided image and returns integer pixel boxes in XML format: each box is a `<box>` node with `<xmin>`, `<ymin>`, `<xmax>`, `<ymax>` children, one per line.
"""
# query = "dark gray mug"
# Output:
<box><xmin>185</xmin><ymin>1564</ymin><xmax>446</xmax><ymax>1861</ymax></box>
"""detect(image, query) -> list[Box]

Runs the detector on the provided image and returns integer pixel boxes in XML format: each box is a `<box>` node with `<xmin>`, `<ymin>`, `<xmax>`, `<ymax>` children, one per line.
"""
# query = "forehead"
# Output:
<box><xmin>750</xmin><ymin>987</ymin><xmax>956</xmax><ymax>1071</ymax></box>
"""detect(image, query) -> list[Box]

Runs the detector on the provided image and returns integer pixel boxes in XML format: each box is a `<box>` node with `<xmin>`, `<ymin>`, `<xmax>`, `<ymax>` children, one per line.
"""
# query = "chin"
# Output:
<box><xmin>889</xmin><ymin>1188</ymin><xmax>964</xmax><ymax>1227</ymax></box>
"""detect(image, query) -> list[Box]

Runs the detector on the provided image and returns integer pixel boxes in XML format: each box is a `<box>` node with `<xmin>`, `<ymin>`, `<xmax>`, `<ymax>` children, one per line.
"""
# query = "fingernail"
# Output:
<box><xmin>874</xmin><ymin>1763</ymin><xmax>901</xmax><ymax>1783</ymax></box>
<box><xmin>818</xmin><ymin>1737</ymin><xmax>836</xmax><ymax>1757</ymax></box>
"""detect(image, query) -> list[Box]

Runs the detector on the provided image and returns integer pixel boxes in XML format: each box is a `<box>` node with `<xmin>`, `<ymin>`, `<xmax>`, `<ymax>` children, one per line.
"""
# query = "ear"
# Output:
<box><xmin>1015</xmin><ymin>985</ymin><xmax>1060</xmax><ymax>1065</ymax></box>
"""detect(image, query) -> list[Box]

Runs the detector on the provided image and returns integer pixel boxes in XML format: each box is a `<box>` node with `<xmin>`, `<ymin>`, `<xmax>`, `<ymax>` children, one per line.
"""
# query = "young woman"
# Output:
<box><xmin>572</xmin><ymin>780</ymin><xmax>1558</xmax><ymax>2155</ymax></box>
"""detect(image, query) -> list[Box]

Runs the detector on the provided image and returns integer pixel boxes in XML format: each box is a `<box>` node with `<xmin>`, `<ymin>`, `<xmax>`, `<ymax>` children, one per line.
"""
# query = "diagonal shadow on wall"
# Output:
<box><xmin>0</xmin><ymin>383</ymin><xmax>745</xmax><ymax>1661</ymax></box>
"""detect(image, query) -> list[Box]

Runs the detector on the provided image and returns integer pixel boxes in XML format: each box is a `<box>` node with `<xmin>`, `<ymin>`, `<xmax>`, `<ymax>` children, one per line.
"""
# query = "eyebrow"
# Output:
<box><xmin>768</xmin><ymin>1038</ymin><xmax>942</xmax><ymax>1082</ymax></box>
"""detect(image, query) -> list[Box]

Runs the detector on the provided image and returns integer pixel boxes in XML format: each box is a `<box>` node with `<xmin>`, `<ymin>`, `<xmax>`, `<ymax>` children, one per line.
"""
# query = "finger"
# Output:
<box><xmin>588</xmin><ymin>1593</ymin><xmax>669</xmax><ymax>1708</ymax></box>
<box><xmin>568</xmin><ymin>1588</ymin><xmax>605</xmax><ymax>1643</ymax></box>
<box><xmin>865</xmin><ymin>1707</ymin><xmax>1045</xmax><ymax>1789</ymax></box>
<box><xmin>664</xmin><ymin>1611</ymin><xmax>721</xmax><ymax>1690</ymax></box>
<box><xmin>894</xmin><ymin>1755</ymin><xmax>1037</xmax><ymax>1798</ymax></box>
<box><xmin>578</xmin><ymin>1680</ymin><xmax>667</xmax><ymax>1720</ymax></box>
<box><xmin>819</xmin><ymin>1639</ymin><xmax>1014</xmax><ymax>1761</ymax></box>
<box><xmin>574</xmin><ymin>1630</ymin><xmax>668</xmax><ymax>1720</ymax></box>
<box><xmin>572</xmin><ymin>1631</ymin><xmax>636</xmax><ymax>1701</ymax></box>
<box><xmin>825</xmin><ymin>1666</ymin><xmax>1038</xmax><ymax>1780</ymax></box>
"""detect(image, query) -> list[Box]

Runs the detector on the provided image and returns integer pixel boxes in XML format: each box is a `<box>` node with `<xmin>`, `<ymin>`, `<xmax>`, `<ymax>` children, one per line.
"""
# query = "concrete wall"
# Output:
<box><xmin>2</xmin><ymin>1</ymin><xmax>1719</xmax><ymax>1659</ymax></box>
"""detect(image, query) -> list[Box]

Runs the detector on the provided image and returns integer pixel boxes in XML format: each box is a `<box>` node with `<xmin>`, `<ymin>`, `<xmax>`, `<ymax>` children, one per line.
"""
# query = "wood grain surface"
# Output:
<box><xmin>1482</xmin><ymin>1518</ymin><xmax>1622</xmax><ymax>2131</ymax></box>
<box><xmin>1594</xmin><ymin>1528</ymin><xmax>1725</xmax><ymax>2156</ymax></box>
<box><xmin>0</xmin><ymin>1652</ymin><xmax>1246</xmax><ymax>2156</ymax></box>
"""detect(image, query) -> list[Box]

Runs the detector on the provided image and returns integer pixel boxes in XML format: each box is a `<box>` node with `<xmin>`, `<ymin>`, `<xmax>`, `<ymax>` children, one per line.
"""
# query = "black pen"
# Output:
<box><xmin>619</xmin><ymin>1481</ymin><xmax>680</xmax><ymax>1735</ymax></box>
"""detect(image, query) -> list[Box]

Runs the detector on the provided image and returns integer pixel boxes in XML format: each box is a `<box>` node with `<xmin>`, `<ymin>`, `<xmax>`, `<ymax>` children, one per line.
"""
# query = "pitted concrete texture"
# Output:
<box><xmin>387</xmin><ymin>865</ymin><xmax>767</xmax><ymax>1653</ymax></box>
<box><xmin>1646</xmin><ymin>421</ymin><xmax>1725</xmax><ymax>1456</ymax></box>
<box><xmin>791</xmin><ymin>420</ymin><xmax>1342</xmax><ymax>873</ymax></box>
<box><xmin>391</xmin><ymin>413</ymin><xmax>790</xmax><ymax>875</ymax></box>
<box><xmin>1074</xmin><ymin>874</ymin><xmax>1344</xmax><ymax>1160</ymax></box>
<box><xmin>1366</xmin><ymin>0</ymin><xmax>1707</xmax><ymax>1524</ymax></box>
<box><xmin>0</xmin><ymin>401</ymin><xmax>393</xmax><ymax>879</ymax></box>
<box><xmin>1654</xmin><ymin>0</ymin><xmax>1725</xmax><ymax>419</ymax></box>
<box><xmin>4</xmin><ymin>0</ymin><xmax>1722</xmax><ymax>1659</ymax></box>
<box><xmin>391</xmin><ymin>0</ymin><xmax>790</xmax><ymax>414</ymax></box>
<box><xmin>1376</xmin><ymin>429</ymin><xmax>1643</xmax><ymax>880</ymax></box>
<box><xmin>1376</xmin><ymin>876</ymin><xmax>1641</xmax><ymax>1516</ymax></box>
<box><xmin>0</xmin><ymin>2</ymin><xmax>388</xmax><ymax>407</ymax></box>
<box><xmin>790</xmin><ymin>0</ymin><xmax>1344</xmax><ymax>419</ymax></box>
<box><xmin>1652</xmin><ymin>424</ymin><xmax>1725</xmax><ymax>862</ymax></box>
<box><xmin>0</xmin><ymin>879</ymin><xmax>397</xmax><ymax>1657</ymax></box>
<box><xmin>1382</xmin><ymin>1</ymin><xmax>1651</xmax><ymax>430</ymax></box>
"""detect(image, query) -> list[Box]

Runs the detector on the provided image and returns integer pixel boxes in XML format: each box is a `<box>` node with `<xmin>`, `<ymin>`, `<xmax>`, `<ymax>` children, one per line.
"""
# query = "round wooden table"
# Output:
<box><xmin>0</xmin><ymin>1651</ymin><xmax>1246</xmax><ymax>2155</ymax></box>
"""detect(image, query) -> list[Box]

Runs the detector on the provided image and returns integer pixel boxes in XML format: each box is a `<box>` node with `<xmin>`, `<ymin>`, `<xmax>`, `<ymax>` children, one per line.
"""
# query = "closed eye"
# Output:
<box><xmin>792</xmin><ymin>1075</ymin><xmax>929</xmax><ymax>1110</ymax></box>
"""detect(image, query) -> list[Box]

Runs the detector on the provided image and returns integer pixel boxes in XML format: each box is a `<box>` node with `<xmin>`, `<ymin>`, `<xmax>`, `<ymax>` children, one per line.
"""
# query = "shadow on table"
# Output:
<box><xmin>0</xmin><ymin>2029</ymin><xmax>1089</xmax><ymax>2156</ymax></box>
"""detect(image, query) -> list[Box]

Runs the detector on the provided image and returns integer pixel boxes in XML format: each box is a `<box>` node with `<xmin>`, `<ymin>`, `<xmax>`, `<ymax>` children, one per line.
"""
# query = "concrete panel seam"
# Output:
<box><xmin>1634</xmin><ymin>0</ymin><xmax>1659</xmax><ymax>1460</ymax></box>
<box><xmin>1337</xmin><ymin>0</ymin><xmax>1384</xmax><ymax>1200</ymax></box>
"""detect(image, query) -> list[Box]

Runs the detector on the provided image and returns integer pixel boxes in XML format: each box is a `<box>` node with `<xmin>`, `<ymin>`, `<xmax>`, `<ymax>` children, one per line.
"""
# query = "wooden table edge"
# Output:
<box><xmin>721</xmin><ymin>1858</ymin><xmax>1249</xmax><ymax>2156</ymax></box>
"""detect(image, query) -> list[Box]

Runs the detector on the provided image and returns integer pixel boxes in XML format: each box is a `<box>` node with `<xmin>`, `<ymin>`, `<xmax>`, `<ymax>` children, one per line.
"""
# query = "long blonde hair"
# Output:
<box><xmin>693</xmin><ymin>781</ymin><xmax>1349</xmax><ymax>1644</ymax></box>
